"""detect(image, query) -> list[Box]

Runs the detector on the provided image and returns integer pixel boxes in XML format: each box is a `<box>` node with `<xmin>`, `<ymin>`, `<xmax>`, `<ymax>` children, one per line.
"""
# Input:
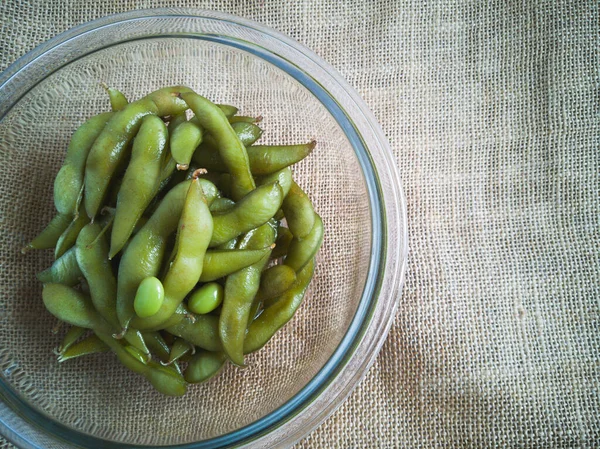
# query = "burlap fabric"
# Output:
<box><xmin>1</xmin><ymin>1</ymin><xmax>598</xmax><ymax>448</ymax></box>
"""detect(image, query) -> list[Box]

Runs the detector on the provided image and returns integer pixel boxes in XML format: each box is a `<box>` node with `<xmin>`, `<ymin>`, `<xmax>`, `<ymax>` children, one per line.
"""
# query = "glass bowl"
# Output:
<box><xmin>0</xmin><ymin>9</ymin><xmax>407</xmax><ymax>449</ymax></box>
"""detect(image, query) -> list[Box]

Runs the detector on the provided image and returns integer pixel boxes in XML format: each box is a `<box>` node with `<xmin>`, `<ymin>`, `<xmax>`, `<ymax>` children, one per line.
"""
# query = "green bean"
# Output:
<box><xmin>55</xmin><ymin>205</ymin><xmax>90</xmax><ymax>259</ymax></box>
<box><xmin>116</xmin><ymin>180</ymin><xmax>191</xmax><ymax>330</ymax></box>
<box><xmin>210</xmin><ymin>181</ymin><xmax>284</xmax><ymax>247</ymax></box>
<box><xmin>42</xmin><ymin>283</ymin><xmax>99</xmax><ymax>329</ymax></box>
<box><xmin>101</xmin><ymin>84</ymin><xmax>129</xmax><ymax>112</ymax></box>
<box><xmin>257</xmin><ymin>264</ymin><xmax>297</xmax><ymax>303</ymax></box>
<box><xmin>184</xmin><ymin>351</ymin><xmax>227</xmax><ymax>383</ymax></box>
<box><xmin>244</xmin><ymin>259</ymin><xmax>315</xmax><ymax>354</ymax></box>
<box><xmin>134</xmin><ymin>276</ymin><xmax>165</xmax><ymax>318</ymax></box>
<box><xmin>23</xmin><ymin>213</ymin><xmax>72</xmax><ymax>253</ymax></box>
<box><xmin>54</xmin><ymin>112</ymin><xmax>113</xmax><ymax>216</ymax></box>
<box><xmin>170</xmin><ymin>121</ymin><xmax>203</xmax><ymax>170</ymax></box>
<box><xmin>181</xmin><ymin>91</ymin><xmax>255</xmax><ymax>201</ymax></box>
<box><xmin>281</xmin><ymin>181</ymin><xmax>316</xmax><ymax>239</ymax></box>
<box><xmin>220</xmin><ymin>222</ymin><xmax>275</xmax><ymax>366</ymax></box>
<box><xmin>188</xmin><ymin>282</ymin><xmax>223</xmax><ymax>315</ymax></box>
<box><xmin>271</xmin><ymin>226</ymin><xmax>293</xmax><ymax>259</ymax></box>
<box><xmin>84</xmin><ymin>86</ymin><xmax>192</xmax><ymax>219</ymax></box>
<box><xmin>284</xmin><ymin>214</ymin><xmax>323</xmax><ymax>272</ymax></box>
<box><xmin>199</xmin><ymin>248</ymin><xmax>271</xmax><ymax>282</ymax></box>
<box><xmin>131</xmin><ymin>177</ymin><xmax>213</xmax><ymax>330</ymax></box>
<box><xmin>37</xmin><ymin>247</ymin><xmax>82</xmax><ymax>286</ymax></box>
<box><xmin>57</xmin><ymin>333</ymin><xmax>109</xmax><ymax>362</ymax></box>
<box><xmin>110</xmin><ymin>115</ymin><xmax>168</xmax><ymax>258</ymax></box>
<box><xmin>75</xmin><ymin>223</ymin><xmax>119</xmax><ymax>328</ymax></box>
<box><xmin>167</xmin><ymin>338</ymin><xmax>194</xmax><ymax>364</ymax></box>
<box><xmin>165</xmin><ymin>313</ymin><xmax>222</xmax><ymax>351</ymax></box>
<box><xmin>194</xmin><ymin>141</ymin><xmax>314</xmax><ymax>175</ymax></box>
<box><xmin>256</xmin><ymin>167</ymin><xmax>292</xmax><ymax>197</ymax></box>
<box><xmin>58</xmin><ymin>326</ymin><xmax>86</xmax><ymax>353</ymax></box>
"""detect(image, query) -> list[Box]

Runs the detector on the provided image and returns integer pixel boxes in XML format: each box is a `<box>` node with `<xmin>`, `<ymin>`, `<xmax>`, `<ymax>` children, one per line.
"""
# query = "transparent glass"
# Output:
<box><xmin>0</xmin><ymin>9</ymin><xmax>407</xmax><ymax>448</ymax></box>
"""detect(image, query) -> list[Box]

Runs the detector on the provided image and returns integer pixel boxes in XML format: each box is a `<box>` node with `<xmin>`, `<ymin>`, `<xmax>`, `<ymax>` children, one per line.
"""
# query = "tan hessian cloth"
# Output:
<box><xmin>1</xmin><ymin>1</ymin><xmax>598</xmax><ymax>448</ymax></box>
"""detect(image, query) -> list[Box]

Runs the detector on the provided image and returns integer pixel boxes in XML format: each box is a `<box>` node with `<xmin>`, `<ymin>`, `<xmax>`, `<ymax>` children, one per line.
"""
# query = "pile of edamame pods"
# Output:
<box><xmin>24</xmin><ymin>86</ymin><xmax>323</xmax><ymax>396</ymax></box>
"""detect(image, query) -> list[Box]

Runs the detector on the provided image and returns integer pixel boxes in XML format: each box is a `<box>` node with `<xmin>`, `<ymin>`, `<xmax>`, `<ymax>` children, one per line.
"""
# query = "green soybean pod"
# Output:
<box><xmin>36</xmin><ymin>247</ymin><xmax>82</xmax><ymax>286</ymax></box>
<box><xmin>255</xmin><ymin>167</ymin><xmax>292</xmax><ymax>198</ymax></box>
<box><xmin>217</xmin><ymin>104</ymin><xmax>238</xmax><ymax>118</ymax></box>
<box><xmin>257</xmin><ymin>264</ymin><xmax>297</xmax><ymax>303</ymax></box>
<box><xmin>165</xmin><ymin>313</ymin><xmax>222</xmax><ymax>351</ymax></box>
<box><xmin>188</xmin><ymin>282</ymin><xmax>223</xmax><ymax>315</ymax></box>
<box><xmin>167</xmin><ymin>338</ymin><xmax>194</xmax><ymax>364</ymax></box>
<box><xmin>170</xmin><ymin>121</ymin><xmax>203</xmax><ymax>170</ymax></box>
<box><xmin>84</xmin><ymin>86</ymin><xmax>192</xmax><ymax>220</ymax></box>
<box><xmin>184</xmin><ymin>351</ymin><xmax>227</xmax><ymax>383</ymax></box>
<box><xmin>42</xmin><ymin>284</ymin><xmax>99</xmax><ymax>329</ymax></box>
<box><xmin>131</xmin><ymin>177</ymin><xmax>213</xmax><ymax>330</ymax></box>
<box><xmin>23</xmin><ymin>213</ymin><xmax>72</xmax><ymax>253</ymax></box>
<box><xmin>284</xmin><ymin>214</ymin><xmax>324</xmax><ymax>272</ymax></box>
<box><xmin>58</xmin><ymin>326</ymin><xmax>87</xmax><ymax>353</ymax></box>
<box><xmin>101</xmin><ymin>84</ymin><xmax>128</xmax><ymax>112</ymax></box>
<box><xmin>57</xmin><ymin>333</ymin><xmax>109</xmax><ymax>362</ymax></box>
<box><xmin>134</xmin><ymin>277</ymin><xmax>165</xmax><ymax>318</ymax></box>
<box><xmin>75</xmin><ymin>223</ymin><xmax>119</xmax><ymax>329</ymax></box>
<box><xmin>281</xmin><ymin>181</ymin><xmax>316</xmax><ymax>239</ymax></box>
<box><xmin>181</xmin><ymin>91</ymin><xmax>255</xmax><ymax>201</ymax></box>
<box><xmin>110</xmin><ymin>115</ymin><xmax>168</xmax><ymax>258</ymax></box>
<box><xmin>220</xmin><ymin>222</ymin><xmax>275</xmax><ymax>366</ymax></box>
<box><xmin>55</xmin><ymin>206</ymin><xmax>90</xmax><ymax>259</ymax></box>
<box><xmin>116</xmin><ymin>180</ymin><xmax>192</xmax><ymax>330</ymax></box>
<box><xmin>271</xmin><ymin>226</ymin><xmax>293</xmax><ymax>259</ymax></box>
<box><xmin>243</xmin><ymin>259</ymin><xmax>315</xmax><ymax>354</ymax></box>
<box><xmin>142</xmin><ymin>332</ymin><xmax>171</xmax><ymax>362</ymax></box>
<box><xmin>199</xmin><ymin>248</ymin><xmax>271</xmax><ymax>282</ymax></box>
<box><xmin>54</xmin><ymin>112</ymin><xmax>113</xmax><ymax>216</ymax></box>
<box><xmin>210</xmin><ymin>181</ymin><xmax>284</xmax><ymax>247</ymax></box>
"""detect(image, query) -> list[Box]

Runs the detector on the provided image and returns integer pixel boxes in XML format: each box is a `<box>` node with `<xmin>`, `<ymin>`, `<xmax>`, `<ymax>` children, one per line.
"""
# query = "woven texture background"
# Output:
<box><xmin>1</xmin><ymin>1</ymin><xmax>599</xmax><ymax>448</ymax></box>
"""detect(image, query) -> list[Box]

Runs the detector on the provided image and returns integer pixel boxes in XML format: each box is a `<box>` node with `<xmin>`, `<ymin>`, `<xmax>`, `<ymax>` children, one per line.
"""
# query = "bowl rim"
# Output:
<box><xmin>0</xmin><ymin>8</ymin><xmax>409</xmax><ymax>448</ymax></box>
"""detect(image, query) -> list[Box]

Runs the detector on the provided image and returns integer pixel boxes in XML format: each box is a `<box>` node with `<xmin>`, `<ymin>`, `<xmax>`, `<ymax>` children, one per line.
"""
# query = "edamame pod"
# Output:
<box><xmin>42</xmin><ymin>284</ymin><xmax>99</xmax><ymax>329</ymax></box>
<box><xmin>131</xmin><ymin>177</ymin><xmax>213</xmax><ymax>330</ymax></box>
<box><xmin>165</xmin><ymin>313</ymin><xmax>222</xmax><ymax>351</ymax></box>
<box><xmin>244</xmin><ymin>259</ymin><xmax>315</xmax><ymax>353</ymax></box>
<box><xmin>181</xmin><ymin>91</ymin><xmax>255</xmax><ymax>201</ymax></box>
<box><xmin>220</xmin><ymin>222</ymin><xmax>275</xmax><ymax>366</ymax></box>
<box><xmin>55</xmin><ymin>205</ymin><xmax>90</xmax><ymax>259</ymax></box>
<box><xmin>170</xmin><ymin>120</ymin><xmax>203</xmax><ymax>170</ymax></box>
<box><xmin>271</xmin><ymin>226</ymin><xmax>293</xmax><ymax>259</ymax></box>
<box><xmin>58</xmin><ymin>333</ymin><xmax>109</xmax><ymax>362</ymax></box>
<box><xmin>257</xmin><ymin>264</ymin><xmax>297</xmax><ymax>303</ymax></box>
<box><xmin>281</xmin><ymin>181</ymin><xmax>316</xmax><ymax>239</ymax></box>
<box><xmin>199</xmin><ymin>248</ymin><xmax>271</xmax><ymax>282</ymax></box>
<box><xmin>37</xmin><ymin>247</ymin><xmax>82</xmax><ymax>286</ymax></box>
<box><xmin>54</xmin><ymin>112</ymin><xmax>113</xmax><ymax>216</ymax></box>
<box><xmin>256</xmin><ymin>167</ymin><xmax>292</xmax><ymax>197</ymax></box>
<box><xmin>75</xmin><ymin>223</ymin><xmax>119</xmax><ymax>328</ymax></box>
<box><xmin>110</xmin><ymin>115</ymin><xmax>168</xmax><ymax>258</ymax></box>
<box><xmin>117</xmin><ymin>180</ymin><xmax>191</xmax><ymax>330</ymax></box>
<box><xmin>23</xmin><ymin>213</ymin><xmax>72</xmax><ymax>253</ymax></box>
<box><xmin>101</xmin><ymin>84</ymin><xmax>128</xmax><ymax>112</ymax></box>
<box><xmin>210</xmin><ymin>181</ymin><xmax>284</xmax><ymax>247</ymax></box>
<box><xmin>284</xmin><ymin>214</ymin><xmax>323</xmax><ymax>272</ymax></box>
<box><xmin>184</xmin><ymin>351</ymin><xmax>227</xmax><ymax>383</ymax></box>
<box><xmin>58</xmin><ymin>326</ymin><xmax>86</xmax><ymax>353</ymax></box>
<box><xmin>85</xmin><ymin>86</ymin><xmax>192</xmax><ymax>219</ymax></box>
<box><xmin>194</xmin><ymin>141</ymin><xmax>314</xmax><ymax>175</ymax></box>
